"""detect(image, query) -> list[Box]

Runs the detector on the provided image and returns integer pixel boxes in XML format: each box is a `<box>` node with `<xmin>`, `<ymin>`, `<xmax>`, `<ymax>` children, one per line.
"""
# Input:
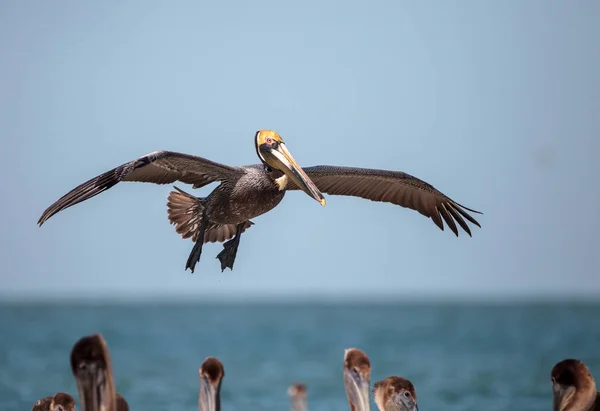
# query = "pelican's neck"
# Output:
<box><xmin>290</xmin><ymin>396</ymin><xmax>307</xmax><ymax>411</ymax></box>
<box><xmin>275</xmin><ymin>174</ymin><xmax>289</xmax><ymax>191</ymax></box>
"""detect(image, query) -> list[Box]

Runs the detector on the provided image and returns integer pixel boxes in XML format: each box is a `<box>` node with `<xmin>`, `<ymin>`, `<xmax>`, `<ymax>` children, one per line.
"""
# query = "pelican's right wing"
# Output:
<box><xmin>38</xmin><ymin>151</ymin><xmax>244</xmax><ymax>226</ymax></box>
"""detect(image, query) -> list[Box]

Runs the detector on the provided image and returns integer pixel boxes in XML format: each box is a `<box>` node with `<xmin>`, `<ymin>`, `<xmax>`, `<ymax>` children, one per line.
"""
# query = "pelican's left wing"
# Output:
<box><xmin>286</xmin><ymin>165</ymin><xmax>482</xmax><ymax>236</ymax></box>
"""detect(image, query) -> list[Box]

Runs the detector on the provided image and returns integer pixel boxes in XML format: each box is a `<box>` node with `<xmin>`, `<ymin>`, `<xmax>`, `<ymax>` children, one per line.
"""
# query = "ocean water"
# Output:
<box><xmin>1</xmin><ymin>302</ymin><xmax>598</xmax><ymax>411</ymax></box>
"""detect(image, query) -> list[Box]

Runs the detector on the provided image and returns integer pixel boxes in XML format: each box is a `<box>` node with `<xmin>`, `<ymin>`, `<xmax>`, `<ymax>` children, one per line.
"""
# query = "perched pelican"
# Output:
<box><xmin>344</xmin><ymin>348</ymin><xmax>371</xmax><ymax>411</ymax></box>
<box><xmin>31</xmin><ymin>392</ymin><xmax>75</xmax><ymax>411</ymax></box>
<box><xmin>288</xmin><ymin>383</ymin><xmax>308</xmax><ymax>411</ymax></box>
<box><xmin>372</xmin><ymin>376</ymin><xmax>418</xmax><ymax>411</ymax></box>
<box><xmin>551</xmin><ymin>359</ymin><xmax>600</xmax><ymax>411</ymax></box>
<box><xmin>38</xmin><ymin>130</ymin><xmax>482</xmax><ymax>272</ymax></box>
<box><xmin>199</xmin><ymin>357</ymin><xmax>225</xmax><ymax>411</ymax></box>
<box><xmin>70</xmin><ymin>333</ymin><xmax>117</xmax><ymax>411</ymax></box>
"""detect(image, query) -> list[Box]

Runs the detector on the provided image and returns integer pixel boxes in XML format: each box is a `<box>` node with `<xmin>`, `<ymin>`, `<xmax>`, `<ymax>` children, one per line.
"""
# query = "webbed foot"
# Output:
<box><xmin>216</xmin><ymin>237</ymin><xmax>240</xmax><ymax>272</ymax></box>
<box><xmin>215</xmin><ymin>223</ymin><xmax>244</xmax><ymax>272</ymax></box>
<box><xmin>186</xmin><ymin>240</ymin><xmax>204</xmax><ymax>273</ymax></box>
<box><xmin>185</xmin><ymin>217</ymin><xmax>208</xmax><ymax>273</ymax></box>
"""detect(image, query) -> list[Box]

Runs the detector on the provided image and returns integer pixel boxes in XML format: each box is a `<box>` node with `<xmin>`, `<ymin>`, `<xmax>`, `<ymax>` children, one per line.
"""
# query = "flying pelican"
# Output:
<box><xmin>37</xmin><ymin>130</ymin><xmax>482</xmax><ymax>272</ymax></box>
<box><xmin>372</xmin><ymin>376</ymin><xmax>418</xmax><ymax>411</ymax></box>
<box><xmin>551</xmin><ymin>359</ymin><xmax>600</xmax><ymax>411</ymax></box>
<box><xmin>199</xmin><ymin>357</ymin><xmax>225</xmax><ymax>411</ymax></box>
<box><xmin>288</xmin><ymin>383</ymin><xmax>308</xmax><ymax>411</ymax></box>
<box><xmin>344</xmin><ymin>348</ymin><xmax>372</xmax><ymax>411</ymax></box>
<box><xmin>31</xmin><ymin>392</ymin><xmax>75</xmax><ymax>411</ymax></box>
<box><xmin>70</xmin><ymin>333</ymin><xmax>119</xmax><ymax>411</ymax></box>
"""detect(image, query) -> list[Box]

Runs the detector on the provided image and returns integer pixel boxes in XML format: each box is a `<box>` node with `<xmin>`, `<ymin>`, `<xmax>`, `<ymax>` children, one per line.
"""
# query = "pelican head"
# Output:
<box><xmin>116</xmin><ymin>393</ymin><xmax>129</xmax><ymax>411</ymax></box>
<box><xmin>551</xmin><ymin>359</ymin><xmax>597</xmax><ymax>411</ymax></box>
<box><xmin>288</xmin><ymin>383</ymin><xmax>308</xmax><ymax>411</ymax></box>
<box><xmin>70</xmin><ymin>333</ymin><xmax>116</xmax><ymax>411</ymax></box>
<box><xmin>373</xmin><ymin>376</ymin><xmax>418</xmax><ymax>411</ymax></box>
<box><xmin>199</xmin><ymin>357</ymin><xmax>225</xmax><ymax>411</ymax></box>
<box><xmin>344</xmin><ymin>348</ymin><xmax>371</xmax><ymax>411</ymax></box>
<box><xmin>255</xmin><ymin>130</ymin><xmax>326</xmax><ymax>206</ymax></box>
<box><xmin>33</xmin><ymin>392</ymin><xmax>76</xmax><ymax>411</ymax></box>
<box><xmin>50</xmin><ymin>393</ymin><xmax>76</xmax><ymax>411</ymax></box>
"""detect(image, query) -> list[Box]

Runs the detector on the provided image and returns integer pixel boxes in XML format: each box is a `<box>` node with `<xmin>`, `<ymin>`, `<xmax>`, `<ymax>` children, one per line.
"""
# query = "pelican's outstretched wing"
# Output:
<box><xmin>38</xmin><ymin>151</ymin><xmax>244</xmax><ymax>226</ymax></box>
<box><xmin>286</xmin><ymin>165</ymin><xmax>482</xmax><ymax>236</ymax></box>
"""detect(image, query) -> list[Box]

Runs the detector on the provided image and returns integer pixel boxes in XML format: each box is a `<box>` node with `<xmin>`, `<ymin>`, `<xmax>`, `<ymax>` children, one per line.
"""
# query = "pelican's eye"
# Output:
<box><xmin>266</xmin><ymin>137</ymin><xmax>273</xmax><ymax>144</ymax></box>
<box><xmin>403</xmin><ymin>391</ymin><xmax>411</xmax><ymax>399</ymax></box>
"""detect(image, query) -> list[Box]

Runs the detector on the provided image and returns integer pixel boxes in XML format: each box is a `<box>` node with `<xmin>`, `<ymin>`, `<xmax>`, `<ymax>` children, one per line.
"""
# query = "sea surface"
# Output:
<box><xmin>1</xmin><ymin>302</ymin><xmax>598</xmax><ymax>411</ymax></box>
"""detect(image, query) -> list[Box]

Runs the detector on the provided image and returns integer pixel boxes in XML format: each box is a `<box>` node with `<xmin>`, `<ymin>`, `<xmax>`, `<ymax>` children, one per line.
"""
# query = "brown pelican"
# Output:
<box><xmin>37</xmin><ymin>130</ymin><xmax>482</xmax><ymax>272</ymax></box>
<box><xmin>199</xmin><ymin>357</ymin><xmax>225</xmax><ymax>411</ymax></box>
<box><xmin>70</xmin><ymin>333</ymin><xmax>117</xmax><ymax>411</ymax></box>
<box><xmin>551</xmin><ymin>359</ymin><xmax>600</xmax><ymax>411</ymax></box>
<box><xmin>373</xmin><ymin>376</ymin><xmax>418</xmax><ymax>411</ymax></box>
<box><xmin>288</xmin><ymin>383</ymin><xmax>308</xmax><ymax>411</ymax></box>
<box><xmin>344</xmin><ymin>348</ymin><xmax>372</xmax><ymax>411</ymax></box>
<box><xmin>32</xmin><ymin>393</ymin><xmax>76</xmax><ymax>411</ymax></box>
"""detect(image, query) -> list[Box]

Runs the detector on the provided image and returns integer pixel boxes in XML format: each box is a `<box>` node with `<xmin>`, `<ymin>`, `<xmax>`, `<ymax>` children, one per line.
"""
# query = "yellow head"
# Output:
<box><xmin>254</xmin><ymin>130</ymin><xmax>326</xmax><ymax>206</ymax></box>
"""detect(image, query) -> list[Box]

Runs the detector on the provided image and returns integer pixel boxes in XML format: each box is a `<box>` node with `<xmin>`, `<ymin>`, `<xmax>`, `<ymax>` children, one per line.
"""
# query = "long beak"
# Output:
<box><xmin>261</xmin><ymin>142</ymin><xmax>326</xmax><ymax>206</ymax></box>
<box><xmin>392</xmin><ymin>394</ymin><xmax>418</xmax><ymax>411</ymax></box>
<box><xmin>73</xmin><ymin>362</ymin><xmax>115</xmax><ymax>411</ymax></box>
<box><xmin>552</xmin><ymin>385</ymin><xmax>573</xmax><ymax>411</ymax></box>
<box><xmin>199</xmin><ymin>375</ymin><xmax>221</xmax><ymax>411</ymax></box>
<box><xmin>552</xmin><ymin>392</ymin><xmax>560</xmax><ymax>411</ymax></box>
<box><xmin>344</xmin><ymin>369</ymin><xmax>370</xmax><ymax>411</ymax></box>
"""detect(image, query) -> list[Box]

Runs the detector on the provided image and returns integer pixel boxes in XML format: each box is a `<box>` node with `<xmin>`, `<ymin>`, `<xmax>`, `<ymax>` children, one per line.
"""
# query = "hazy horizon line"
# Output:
<box><xmin>1</xmin><ymin>290</ymin><xmax>598</xmax><ymax>305</ymax></box>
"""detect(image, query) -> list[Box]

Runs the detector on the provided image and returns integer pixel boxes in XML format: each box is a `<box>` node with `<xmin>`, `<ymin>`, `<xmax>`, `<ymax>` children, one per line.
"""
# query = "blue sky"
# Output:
<box><xmin>1</xmin><ymin>1</ymin><xmax>598</xmax><ymax>300</ymax></box>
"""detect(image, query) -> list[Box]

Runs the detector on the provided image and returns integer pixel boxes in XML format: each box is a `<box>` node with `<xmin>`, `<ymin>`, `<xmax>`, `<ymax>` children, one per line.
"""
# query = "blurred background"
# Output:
<box><xmin>1</xmin><ymin>1</ymin><xmax>598</xmax><ymax>410</ymax></box>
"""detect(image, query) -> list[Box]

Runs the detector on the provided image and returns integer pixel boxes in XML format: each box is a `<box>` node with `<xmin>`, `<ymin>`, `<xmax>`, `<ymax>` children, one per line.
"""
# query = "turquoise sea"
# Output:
<box><xmin>1</xmin><ymin>302</ymin><xmax>598</xmax><ymax>411</ymax></box>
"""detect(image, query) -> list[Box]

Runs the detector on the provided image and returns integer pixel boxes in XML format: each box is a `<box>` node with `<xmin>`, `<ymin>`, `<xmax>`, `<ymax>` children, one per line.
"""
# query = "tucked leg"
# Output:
<box><xmin>216</xmin><ymin>223</ymin><xmax>245</xmax><ymax>272</ymax></box>
<box><xmin>185</xmin><ymin>216</ymin><xmax>209</xmax><ymax>273</ymax></box>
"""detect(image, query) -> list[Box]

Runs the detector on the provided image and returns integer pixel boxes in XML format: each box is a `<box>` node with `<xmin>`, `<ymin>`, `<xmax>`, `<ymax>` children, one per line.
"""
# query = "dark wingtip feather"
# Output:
<box><xmin>37</xmin><ymin>168</ymin><xmax>121</xmax><ymax>227</ymax></box>
<box><xmin>453</xmin><ymin>201</ymin><xmax>483</xmax><ymax>215</ymax></box>
<box><xmin>439</xmin><ymin>204</ymin><xmax>459</xmax><ymax>236</ymax></box>
<box><xmin>446</xmin><ymin>204</ymin><xmax>472</xmax><ymax>236</ymax></box>
<box><xmin>454</xmin><ymin>205</ymin><xmax>482</xmax><ymax>228</ymax></box>
<box><xmin>431</xmin><ymin>207</ymin><xmax>445</xmax><ymax>232</ymax></box>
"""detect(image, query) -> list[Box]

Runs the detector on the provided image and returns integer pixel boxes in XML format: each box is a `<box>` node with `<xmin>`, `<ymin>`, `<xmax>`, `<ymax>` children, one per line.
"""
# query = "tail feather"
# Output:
<box><xmin>205</xmin><ymin>221</ymin><xmax>253</xmax><ymax>243</ymax></box>
<box><xmin>167</xmin><ymin>186</ymin><xmax>253</xmax><ymax>244</ymax></box>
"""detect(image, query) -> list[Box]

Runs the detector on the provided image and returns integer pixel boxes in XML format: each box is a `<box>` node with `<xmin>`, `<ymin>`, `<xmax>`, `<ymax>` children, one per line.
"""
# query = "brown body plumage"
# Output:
<box><xmin>552</xmin><ymin>359</ymin><xmax>600</xmax><ymax>411</ymax></box>
<box><xmin>38</xmin><ymin>130</ymin><xmax>481</xmax><ymax>273</ymax></box>
<box><xmin>166</xmin><ymin>165</ymin><xmax>282</xmax><ymax>244</ymax></box>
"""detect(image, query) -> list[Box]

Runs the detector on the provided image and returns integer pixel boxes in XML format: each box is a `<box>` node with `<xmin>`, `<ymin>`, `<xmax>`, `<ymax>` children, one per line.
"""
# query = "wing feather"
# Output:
<box><xmin>38</xmin><ymin>151</ymin><xmax>244</xmax><ymax>226</ymax></box>
<box><xmin>287</xmin><ymin>165</ymin><xmax>482</xmax><ymax>236</ymax></box>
